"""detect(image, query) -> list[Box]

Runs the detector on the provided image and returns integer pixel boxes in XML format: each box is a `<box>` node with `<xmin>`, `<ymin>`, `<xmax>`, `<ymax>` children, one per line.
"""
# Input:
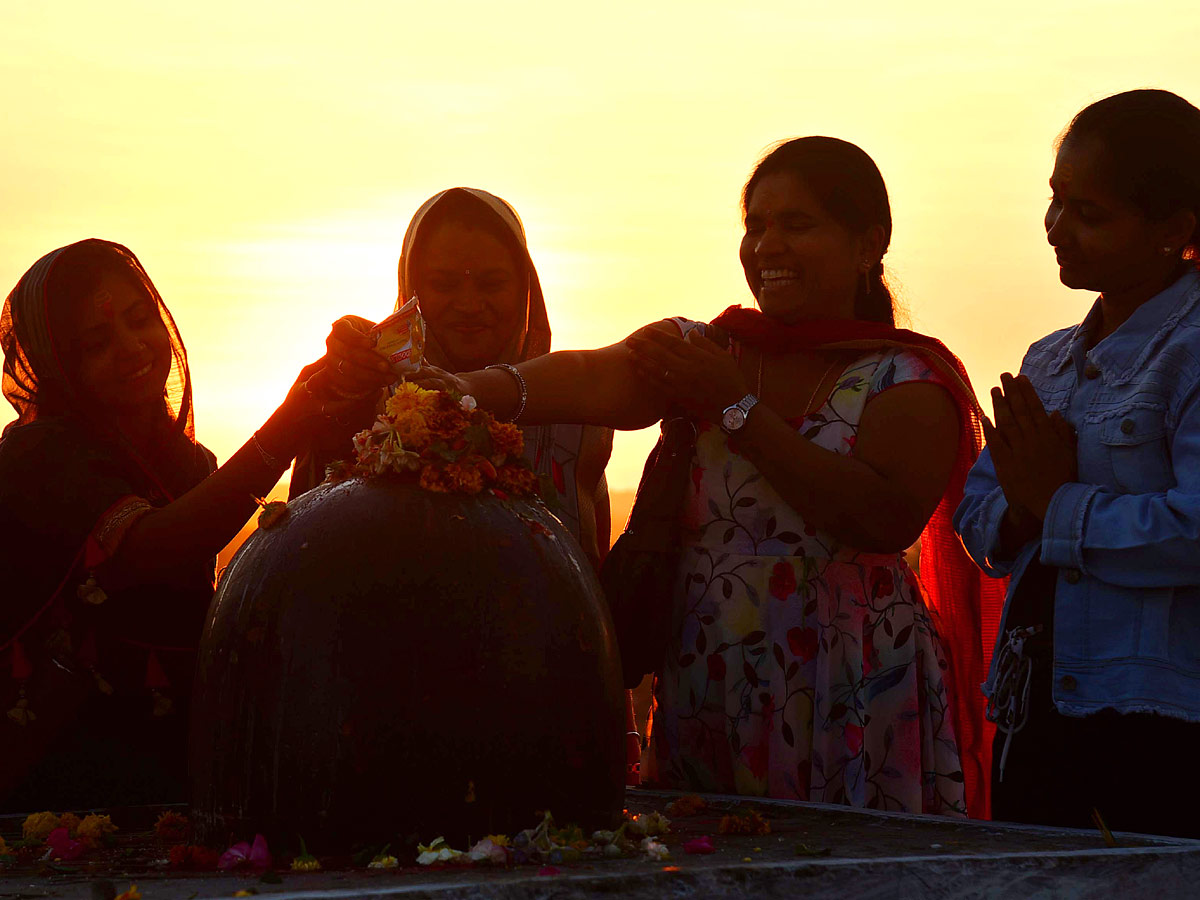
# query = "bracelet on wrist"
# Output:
<box><xmin>484</xmin><ymin>363</ymin><xmax>528</xmax><ymax>423</ymax></box>
<box><xmin>251</xmin><ymin>431</ymin><xmax>288</xmax><ymax>472</ymax></box>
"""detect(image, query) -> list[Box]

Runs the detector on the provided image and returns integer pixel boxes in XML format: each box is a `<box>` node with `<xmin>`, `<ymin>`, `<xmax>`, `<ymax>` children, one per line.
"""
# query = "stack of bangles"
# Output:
<box><xmin>485</xmin><ymin>363</ymin><xmax>528</xmax><ymax>423</ymax></box>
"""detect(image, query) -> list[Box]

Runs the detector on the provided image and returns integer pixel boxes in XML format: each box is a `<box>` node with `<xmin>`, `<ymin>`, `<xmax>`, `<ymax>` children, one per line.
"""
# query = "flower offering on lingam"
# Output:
<box><xmin>337</xmin><ymin>381</ymin><xmax>542</xmax><ymax>498</ymax></box>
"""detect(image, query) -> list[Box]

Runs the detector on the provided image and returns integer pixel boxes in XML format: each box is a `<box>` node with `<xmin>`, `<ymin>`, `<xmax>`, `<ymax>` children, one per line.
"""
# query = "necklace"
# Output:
<box><xmin>757</xmin><ymin>350</ymin><xmax>842</xmax><ymax>418</ymax></box>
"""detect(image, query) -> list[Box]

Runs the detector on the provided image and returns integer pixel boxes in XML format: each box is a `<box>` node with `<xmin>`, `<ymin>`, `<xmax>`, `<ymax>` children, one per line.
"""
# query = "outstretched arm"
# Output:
<box><xmin>103</xmin><ymin>333</ymin><xmax>391</xmax><ymax>588</ymax></box>
<box><xmin>413</xmin><ymin>323</ymin><xmax>677</xmax><ymax>431</ymax></box>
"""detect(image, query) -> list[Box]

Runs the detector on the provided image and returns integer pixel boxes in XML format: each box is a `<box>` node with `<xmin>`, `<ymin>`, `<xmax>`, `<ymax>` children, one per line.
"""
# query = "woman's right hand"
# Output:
<box><xmin>322</xmin><ymin>315</ymin><xmax>394</xmax><ymax>399</ymax></box>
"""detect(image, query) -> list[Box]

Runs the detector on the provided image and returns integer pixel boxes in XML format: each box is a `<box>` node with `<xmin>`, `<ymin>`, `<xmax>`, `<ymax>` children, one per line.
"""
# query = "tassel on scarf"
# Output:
<box><xmin>76</xmin><ymin>631</ymin><xmax>113</xmax><ymax>695</ymax></box>
<box><xmin>8</xmin><ymin>641</ymin><xmax>35</xmax><ymax>726</ymax></box>
<box><xmin>145</xmin><ymin>651</ymin><xmax>173</xmax><ymax>717</ymax></box>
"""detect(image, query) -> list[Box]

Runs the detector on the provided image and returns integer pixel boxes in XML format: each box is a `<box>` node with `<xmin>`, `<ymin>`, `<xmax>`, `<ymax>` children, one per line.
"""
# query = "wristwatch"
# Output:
<box><xmin>721</xmin><ymin>394</ymin><xmax>759</xmax><ymax>433</ymax></box>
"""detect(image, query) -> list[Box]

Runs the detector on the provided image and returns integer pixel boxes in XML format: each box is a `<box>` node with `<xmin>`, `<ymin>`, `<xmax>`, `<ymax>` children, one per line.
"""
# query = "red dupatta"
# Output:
<box><xmin>712</xmin><ymin>305</ymin><xmax>1006</xmax><ymax>820</ymax></box>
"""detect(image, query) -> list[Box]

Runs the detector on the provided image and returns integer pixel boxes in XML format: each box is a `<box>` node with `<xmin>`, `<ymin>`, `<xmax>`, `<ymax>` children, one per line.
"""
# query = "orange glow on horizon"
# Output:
<box><xmin>3</xmin><ymin>2</ymin><xmax>1199</xmax><ymax>493</ymax></box>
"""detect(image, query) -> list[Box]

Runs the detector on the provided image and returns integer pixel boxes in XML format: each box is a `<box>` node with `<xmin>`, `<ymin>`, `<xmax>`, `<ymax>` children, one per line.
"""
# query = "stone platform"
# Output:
<box><xmin>2</xmin><ymin>789</ymin><xmax>1197</xmax><ymax>899</ymax></box>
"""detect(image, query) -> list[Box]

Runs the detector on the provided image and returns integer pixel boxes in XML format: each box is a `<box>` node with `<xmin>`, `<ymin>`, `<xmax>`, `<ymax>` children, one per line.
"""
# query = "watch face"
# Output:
<box><xmin>722</xmin><ymin>407</ymin><xmax>745</xmax><ymax>432</ymax></box>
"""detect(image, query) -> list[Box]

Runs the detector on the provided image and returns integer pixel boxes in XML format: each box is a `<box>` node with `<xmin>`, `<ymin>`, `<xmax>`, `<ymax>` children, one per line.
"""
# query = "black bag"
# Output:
<box><xmin>600</xmin><ymin>411</ymin><xmax>698</xmax><ymax>689</ymax></box>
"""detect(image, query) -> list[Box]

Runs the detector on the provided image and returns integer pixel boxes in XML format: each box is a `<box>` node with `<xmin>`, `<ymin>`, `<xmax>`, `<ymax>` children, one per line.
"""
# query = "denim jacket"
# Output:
<box><xmin>954</xmin><ymin>268</ymin><xmax>1200</xmax><ymax>722</ymax></box>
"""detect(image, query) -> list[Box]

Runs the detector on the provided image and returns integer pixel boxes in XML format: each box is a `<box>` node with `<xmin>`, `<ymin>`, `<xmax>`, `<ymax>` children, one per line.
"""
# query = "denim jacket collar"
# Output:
<box><xmin>1054</xmin><ymin>269</ymin><xmax>1200</xmax><ymax>384</ymax></box>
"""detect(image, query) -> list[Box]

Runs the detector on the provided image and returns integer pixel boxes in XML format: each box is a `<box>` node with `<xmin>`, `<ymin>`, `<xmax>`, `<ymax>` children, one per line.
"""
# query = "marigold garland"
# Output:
<box><xmin>338</xmin><ymin>385</ymin><xmax>542</xmax><ymax>499</ymax></box>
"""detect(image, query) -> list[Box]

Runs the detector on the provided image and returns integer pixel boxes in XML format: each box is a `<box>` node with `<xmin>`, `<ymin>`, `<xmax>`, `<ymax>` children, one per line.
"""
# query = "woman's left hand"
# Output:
<box><xmin>626</xmin><ymin>327</ymin><xmax>749</xmax><ymax>422</ymax></box>
<box><xmin>983</xmin><ymin>372</ymin><xmax>1078</xmax><ymax>521</ymax></box>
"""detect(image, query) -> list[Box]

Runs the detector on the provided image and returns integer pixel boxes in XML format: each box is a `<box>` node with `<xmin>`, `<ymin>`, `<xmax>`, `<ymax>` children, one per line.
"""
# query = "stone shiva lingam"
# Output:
<box><xmin>189</xmin><ymin>384</ymin><xmax>626</xmax><ymax>849</ymax></box>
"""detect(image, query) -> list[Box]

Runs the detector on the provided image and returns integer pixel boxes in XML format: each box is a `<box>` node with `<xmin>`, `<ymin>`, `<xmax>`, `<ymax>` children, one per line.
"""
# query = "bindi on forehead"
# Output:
<box><xmin>94</xmin><ymin>289</ymin><xmax>114</xmax><ymax>321</ymax></box>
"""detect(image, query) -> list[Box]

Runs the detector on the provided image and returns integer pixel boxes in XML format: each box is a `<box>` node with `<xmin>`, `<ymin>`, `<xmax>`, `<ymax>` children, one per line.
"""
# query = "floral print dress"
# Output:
<box><xmin>643</xmin><ymin>346</ymin><xmax>967</xmax><ymax>816</ymax></box>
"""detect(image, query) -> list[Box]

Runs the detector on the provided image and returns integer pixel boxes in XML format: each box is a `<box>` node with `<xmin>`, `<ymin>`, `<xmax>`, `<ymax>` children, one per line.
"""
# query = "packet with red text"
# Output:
<box><xmin>372</xmin><ymin>295</ymin><xmax>426</xmax><ymax>376</ymax></box>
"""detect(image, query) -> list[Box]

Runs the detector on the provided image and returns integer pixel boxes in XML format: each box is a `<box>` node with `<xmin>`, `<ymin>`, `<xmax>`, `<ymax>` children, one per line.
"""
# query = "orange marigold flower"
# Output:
<box><xmin>154</xmin><ymin>810</ymin><xmax>190</xmax><ymax>843</ymax></box>
<box><xmin>393</xmin><ymin>414</ymin><xmax>432</xmax><ymax>450</ymax></box>
<box><xmin>57</xmin><ymin>812</ymin><xmax>81</xmax><ymax>835</ymax></box>
<box><xmin>113</xmin><ymin>886</ymin><xmax>140</xmax><ymax>900</ymax></box>
<box><xmin>22</xmin><ymin>811</ymin><xmax>60</xmax><ymax>841</ymax></box>
<box><xmin>445</xmin><ymin>461</ymin><xmax>484</xmax><ymax>494</ymax></box>
<box><xmin>419</xmin><ymin>464</ymin><xmax>452</xmax><ymax>493</ymax></box>
<box><xmin>169</xmin><ymin>844</ymin><xmax>220</xmax><ymax>870</ymax></box>
<box><xmin>77</xmin><ymin>813</ymin><xmax>118</xmax><ymax>847</ymax></box>
<box><xmin>385</xmin><ymin>382</ymin><xmax>439</xmax><ymax>419</ymax></box>
<box><xmin>487</xmin><ymin>420</ymin><xmax>524</xmax><ymax>458</ymax></box>
<box><xmin>718</xmin><ymin>809</ymin><xmax>770</xmax><ymax>835</ymax></box>
<box><xmin>426</xmin><ymin>406</ymin><xmax>469</xmax><ymax>442</ymax></box>
<box><xmin>496</xmin><ymin>464</ymin><xmax>539</xmax><ymax>496</ymax></box>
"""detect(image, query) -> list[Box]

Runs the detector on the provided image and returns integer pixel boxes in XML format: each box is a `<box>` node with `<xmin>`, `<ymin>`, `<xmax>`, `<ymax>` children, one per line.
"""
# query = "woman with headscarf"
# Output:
<box><xmin>293</xmin><ymin>187</ymin><xmax>613</xmax><ymax>570</ymax></box>
<box><xmin>0</xmin><ymin>239</ymin><xmax>356</xmax><ymax>810</ymax></box>
<box><xmin>409</xmin><ymin>141</ymin><xmax>1000</xmax><ymax>817</ymax></box>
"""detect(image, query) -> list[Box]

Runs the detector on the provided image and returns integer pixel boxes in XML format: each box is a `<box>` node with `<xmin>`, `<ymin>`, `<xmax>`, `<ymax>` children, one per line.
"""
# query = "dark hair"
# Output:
<box><xmin>413</xmin><ymin>189</ymin><xmax>528</xmax><ymax>282</ymax></box>
<box><xmin>743</xmin><ymin>136</ymin><xmax>895</xmax><ymax>324</ymax></box>
<box><xmin>1061</xmin><ymin>89</ymin><xmax>1200</xmax><ymax>262</ymax></box>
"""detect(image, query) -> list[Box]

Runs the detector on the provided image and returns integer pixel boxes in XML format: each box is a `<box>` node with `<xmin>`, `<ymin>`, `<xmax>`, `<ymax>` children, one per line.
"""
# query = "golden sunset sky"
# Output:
<box><xmin>3</xmin><ymin>0</ymin><xmax>1199</xmax><ymax>492</ymax></box>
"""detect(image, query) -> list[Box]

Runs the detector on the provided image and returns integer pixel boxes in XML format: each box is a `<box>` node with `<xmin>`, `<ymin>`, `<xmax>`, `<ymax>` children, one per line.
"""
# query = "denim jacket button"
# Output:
<box><xmin>1060</xmin><ymin>675</ymin><xmax>1078</xmax><ymax>691</ymax></box>
<box><xmin>1084</xmin><ymin>364</ymin><xmax>1101</xmax><ymax>380</ymax></box>
<box><xmin>1064</xmin><ymin>568</ymin><xmax>1082</xmax><ymax>584</ymax></box>
<box><xmin>1121</xmin><ymin>418</ymin><xmax>1135</xmax><ymax>435</ymax></box>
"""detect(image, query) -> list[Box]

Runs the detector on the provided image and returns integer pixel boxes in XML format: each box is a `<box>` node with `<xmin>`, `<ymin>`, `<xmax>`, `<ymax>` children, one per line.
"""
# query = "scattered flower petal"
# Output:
<box><xmin>416</xmin><ymin>837</ymin><xmax>464</xmax><ymax>866</ymax></box>
<box><xmin>46</xmin><ymin>827</ymin><xmax>86</xmax><ymax>860</ymax></box>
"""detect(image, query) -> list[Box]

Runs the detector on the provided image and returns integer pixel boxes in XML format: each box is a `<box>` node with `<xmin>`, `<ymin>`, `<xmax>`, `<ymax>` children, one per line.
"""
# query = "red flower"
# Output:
<box><xmin>46</xmin><ymin>827</ymin><xmax>86</xmax><ymax>860</ymax></box>
<box><xmin>706</xmin><ymin>653</ymin><xmax>726</xmax><ymax>681</ymax></box>
<box><xmin>870</xmin><ymin>569</ymin><xmax>895</xmax><ymax>599</ymax></box>
<box><xmin>786</xmin><ymin>627</ymin><xmax>818</xmax><ymax>663</ymax></box>
<box><xmin>768</xmin><ymin>561</ymin><xmax>796</xmax><ymax>601</ymax></box>
<box><xmin>844</xmin><ymin>722</ymin><xmax>864</xmax><ymax>755</ymax></box>
<box><xmin>170</xmin><ymin>844</ymin><xmax>220</xmax><ymax>870</ymax></box>
<box><xmin>743</xmin><ymin>740</ymin><xmax>769</xmax><ymax>779</ymax></box>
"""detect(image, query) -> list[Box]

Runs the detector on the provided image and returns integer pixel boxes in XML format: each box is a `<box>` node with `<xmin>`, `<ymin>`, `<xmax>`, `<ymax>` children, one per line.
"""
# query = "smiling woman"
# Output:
<box><xmin>410</xmin><ymin>138</ymin><xmax>1003</xmax><ymax>818</ymax></box>
<box><xmin>0</xmin><ymin>238</ymin><xmax>353</xmax><ymax>810</ymax></box>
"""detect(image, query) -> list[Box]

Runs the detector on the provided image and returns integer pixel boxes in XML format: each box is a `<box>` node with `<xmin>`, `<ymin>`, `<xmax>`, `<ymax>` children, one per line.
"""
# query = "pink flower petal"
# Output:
<box><xmin>218</xmin><ymin>841</ymin><xmax>251</xmax><ymax>870</ymax></box>
<box><xmin>537</xmin><ymin>865</ymin><xmax>561</xmax><ymax>876</ymax></box>
<box><xmin>683</xmin><ymin>835</ymin><xmax>717</xmax><ymax>855</ymax></box>
<box><xmin>247</xmin><ymin>834</ymin><xmax>272</xmax><ymax>870</ymax></box>
<box><xmin>46</xmin><ymin>827</ymin><xmax>86</xmax><ymax>860</ymax></box>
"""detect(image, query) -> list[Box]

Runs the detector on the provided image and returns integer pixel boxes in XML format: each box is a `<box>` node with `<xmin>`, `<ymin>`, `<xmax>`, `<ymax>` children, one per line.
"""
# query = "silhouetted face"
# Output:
<box><xmin>1046</xmin><ymin>137</ymin><xmax>1176</xmax><ymax>294</ymax></box>
<box><xmin>740</xmin><ymin>172</ymin><xmax>861</xmax><ymax>324</ymax></box>
<box><xmin>64</xmin><ymin>268</ymin><xmax>172</xmax><ymax>411</ymax></box>
<box><xmin>412</xmin><ymin>221</ymin><xmax>527</xmax><ymax>372</ymax></box>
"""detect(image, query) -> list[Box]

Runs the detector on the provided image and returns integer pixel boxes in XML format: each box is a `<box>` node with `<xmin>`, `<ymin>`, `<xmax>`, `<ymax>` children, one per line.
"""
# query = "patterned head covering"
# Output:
<box><xmin>2</xmin><ymin>238</ymin><xmax>195</xmax><ymax>442</ymax></box>
<box><xmin>396</xmin><ymin>187</ymin><xmax>552</xmax><ymax>364</ymax></box>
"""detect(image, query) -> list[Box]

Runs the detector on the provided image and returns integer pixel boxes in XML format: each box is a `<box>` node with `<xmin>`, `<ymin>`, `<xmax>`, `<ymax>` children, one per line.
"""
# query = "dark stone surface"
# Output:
<box><xmin>188</xmin><ymin>478</ymin><xmax>626</xmax><ymax>851</ymax></box>
<box><xmin>3</xmin><ymin>792</ymin><xmax>1199</xmax><ymax>899</ymax></box>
